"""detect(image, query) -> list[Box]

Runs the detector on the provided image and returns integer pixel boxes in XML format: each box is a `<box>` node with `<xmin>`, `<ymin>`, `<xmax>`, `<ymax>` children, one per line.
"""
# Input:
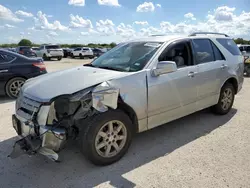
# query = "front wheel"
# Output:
<box><xmin>81</xmin><ymin>110</ymin><xmax>133</xmax><ymax>166</ymax></box>
<box><xmin>58</xmin><ymin>56</ymin><xmax>62</xmax><ymax>61</ymax></box>
<box><xmin>212</xmin><ymin>83</ymin><xmax>235</xmax><ymax>115</ymax></box>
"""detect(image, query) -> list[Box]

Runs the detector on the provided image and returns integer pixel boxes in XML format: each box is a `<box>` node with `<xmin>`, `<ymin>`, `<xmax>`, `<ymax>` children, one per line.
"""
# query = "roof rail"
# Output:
<box><xmin>189</xmin><ymin>32</ymin><xmax>229</xmax><ymax>37</ymax></box>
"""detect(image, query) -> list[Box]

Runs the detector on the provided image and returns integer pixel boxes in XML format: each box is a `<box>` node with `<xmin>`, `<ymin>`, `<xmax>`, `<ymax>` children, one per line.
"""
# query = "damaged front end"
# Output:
<box><xmin>9</xmin><ymin>82</ymin><xmax>119</xmax><ymax>162</ymax></box>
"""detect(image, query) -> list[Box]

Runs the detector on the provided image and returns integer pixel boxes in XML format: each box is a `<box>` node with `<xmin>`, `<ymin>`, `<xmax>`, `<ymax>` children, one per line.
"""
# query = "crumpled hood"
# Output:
<box><xmin>22</xmin><ymin>66</ymin><xmax>130</xmax><ymax>102</ymax></box>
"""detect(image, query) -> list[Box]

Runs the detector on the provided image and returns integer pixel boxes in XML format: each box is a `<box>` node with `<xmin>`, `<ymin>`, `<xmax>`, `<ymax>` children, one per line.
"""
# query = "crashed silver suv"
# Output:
<box><xmin>10</xmin><ymin>32</ymin><xmax>244</xmax><ymax>165</ymax></box>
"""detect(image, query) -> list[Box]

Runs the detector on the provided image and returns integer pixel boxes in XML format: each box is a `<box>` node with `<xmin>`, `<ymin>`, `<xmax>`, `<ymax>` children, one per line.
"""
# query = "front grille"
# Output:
<box><xmin>16</xmin><ymin>92</ymin><xmax>41</xmax><ymax>120</ymax></box>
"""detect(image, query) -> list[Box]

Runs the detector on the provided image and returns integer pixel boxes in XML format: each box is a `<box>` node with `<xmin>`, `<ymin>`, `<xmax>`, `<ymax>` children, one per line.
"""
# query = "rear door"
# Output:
<box><xmin>191</xmin><ymin>39</ymin><xmax>226</xmax><ymax>110</ymax></box>
<box><xmin>0</xmin><ymin>53</ymin><xmax>15</xmax><ymax>93</ymax></box>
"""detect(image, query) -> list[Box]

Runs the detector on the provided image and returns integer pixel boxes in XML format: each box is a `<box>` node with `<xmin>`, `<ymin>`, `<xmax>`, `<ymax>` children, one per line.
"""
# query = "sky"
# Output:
<box><xmin>0</xmin><ymin>0</ymin><xmax>250</xmax><ymax>44</ymax></box>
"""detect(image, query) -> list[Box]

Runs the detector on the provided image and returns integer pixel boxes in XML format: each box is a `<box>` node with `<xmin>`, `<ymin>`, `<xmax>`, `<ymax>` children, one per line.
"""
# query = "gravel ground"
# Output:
<box><xmin>0</xmin><ymin>58</ymin><xmax>249</xmax><ymax>188</ymax></box>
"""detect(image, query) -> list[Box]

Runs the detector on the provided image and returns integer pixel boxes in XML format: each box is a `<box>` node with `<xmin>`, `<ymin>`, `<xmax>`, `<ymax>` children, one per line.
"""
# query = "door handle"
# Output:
<box><xmin>188</xmin><ymin>71</ymin><xmax>197</xmax><ymax>77</ymax></box>
<box><xmin>0</xmin><ymin>70</ymin><xmax>8</xmax><ymax>73</ymax></box>
<box><xmin>221</xmin><ymin>64</ymin><xmax>228</xmax><ymax>69</ymax></box>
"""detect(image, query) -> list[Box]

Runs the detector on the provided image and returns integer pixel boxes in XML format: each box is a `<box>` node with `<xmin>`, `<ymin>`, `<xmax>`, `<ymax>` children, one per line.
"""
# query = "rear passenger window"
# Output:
<box><xmin>246</xmin><ymin>46</ymin><xmax>250</xmax><ymax>53</ymax></box>
<box><xmin>210</xmin><ymin>42</ymin><xmax>225</xmax><ymax>60</ymax></box>
<box><xmin>192</xmin><ymin>39</ymin><xmax>214</xmax><ymax>64</ymax></box>
<box><xmin>216</xmin><ymin>39</ymin><xmax>241</xmax><ymax>55</ymax></box>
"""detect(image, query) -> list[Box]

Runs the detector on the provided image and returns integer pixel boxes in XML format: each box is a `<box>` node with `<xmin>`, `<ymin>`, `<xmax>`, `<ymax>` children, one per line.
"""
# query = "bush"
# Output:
<box><xmin>18</xmin><ymin>39</ymin><xmax>32</xmax><ymax>46</ymax></box>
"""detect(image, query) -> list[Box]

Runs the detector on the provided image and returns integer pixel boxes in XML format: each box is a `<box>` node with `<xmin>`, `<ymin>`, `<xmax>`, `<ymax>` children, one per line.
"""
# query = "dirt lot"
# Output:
<box><xmin>0</xmin><ymin>58</ymin><xmax>250</xmax><ymax>188</ymax></box>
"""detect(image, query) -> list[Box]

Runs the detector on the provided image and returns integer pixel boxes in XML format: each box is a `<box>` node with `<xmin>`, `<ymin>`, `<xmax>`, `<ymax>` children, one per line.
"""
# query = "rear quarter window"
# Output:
<box><xmin>216</xmin><ymin>39</ymin><xmax>241</xmax><ymax>55</ymax></box>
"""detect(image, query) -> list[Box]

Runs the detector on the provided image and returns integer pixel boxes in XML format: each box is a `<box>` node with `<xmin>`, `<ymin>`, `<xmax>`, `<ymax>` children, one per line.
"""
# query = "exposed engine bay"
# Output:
<box><xmin>9</xmin><ymin>81</ymin><xmax>120</xmax><ymax>161</ymax></box>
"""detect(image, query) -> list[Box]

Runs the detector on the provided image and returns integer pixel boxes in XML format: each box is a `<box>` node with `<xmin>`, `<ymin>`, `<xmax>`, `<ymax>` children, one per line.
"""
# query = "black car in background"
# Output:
<box><xmin>16</xmin><ymin>46</ymin><xmax>37</xmax><ymax>58</ymax></box>
<box><xmin>92</xmin><ymin>48</ymin><xmax>105</xmax><ymax>57</ymax></box>
<box><xmin>0</xmin><ymin>49</ymin><xmax>47</xmax><ymax>98</ymax></box>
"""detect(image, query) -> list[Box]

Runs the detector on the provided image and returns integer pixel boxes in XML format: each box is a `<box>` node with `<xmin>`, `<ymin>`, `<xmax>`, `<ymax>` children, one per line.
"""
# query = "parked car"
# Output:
<box><xmin>0</xmin><ymin>49</ymin><xmax>47</xmax><ymax>98</ymax></box>
<box><xmin>31</xmin><ymin>47</ymin><xmax>39</xmax><ymax>51</ymax></box>
<box><xmin>92</xmin><ymin>48</ymin><xmax>105</xmax><ymax>57</ymax></box>
<box><xmin>71</xmin><ymin>47</ymin><xmax>94</xmax><ymax>59</ymax></box>
<box><xmin>10</xmin><ymin>32</ymin><xmax>244</xmax><ymax>166</ymax></box>
<box><xmin>63</xmin><ymin>48</ymin><xmax>71</xmax><ymax>58</ymax></box>
<box><xmin>16</xmin><ymin>46</ymin><xmax>37</xmax><ymax>58</ymax></box>
<box><xmin>238</xmin><ymin>44</ymin><xmax>250</xmax><ymax>76</ymax></box>
<box><xmin>35</xmin><ymin>44</ymin><xmax>63</xmax><ymax>61</ymax></box>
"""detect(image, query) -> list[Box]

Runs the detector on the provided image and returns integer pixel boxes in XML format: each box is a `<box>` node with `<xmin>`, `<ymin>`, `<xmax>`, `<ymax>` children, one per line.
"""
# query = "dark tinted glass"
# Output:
<box><xmin>192</xmin><ymin>39</ymin><xmax>214</xmax><ymax>64</ymax></box>
<box><xmin>211</xmin><ymin>42</ymin><xmax>225</xmax><ymax>60</ymax></box>
<box><xmin>46</xmin><ymin>45</ymin><xmax>60</xmax><ymax>49</ymax></box>
<box><xmin>216</xmin><ymin>39</ymin><xmax>241</xmax><ymax>55</ymax></box>
<box><xmin>246</xmin><ymin>46</ymin><xmax>250</xmax><ymax>52</ymax></box>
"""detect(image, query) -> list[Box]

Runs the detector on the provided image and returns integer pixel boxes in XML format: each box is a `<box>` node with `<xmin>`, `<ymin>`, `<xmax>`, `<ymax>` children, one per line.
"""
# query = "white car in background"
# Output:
<box><xmin>36</xmin><ymin>44</ymin><xmax>64</xmax><ymax>61</ymax></box>
<box><xmin>71</xmin><ymin>47</ymin><xmax>94</xmax><ymax>59</ymax></box>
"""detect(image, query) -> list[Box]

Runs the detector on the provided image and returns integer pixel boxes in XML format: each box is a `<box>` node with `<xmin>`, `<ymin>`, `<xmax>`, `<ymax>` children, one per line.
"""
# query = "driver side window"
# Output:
<box><xmin>158</xmin><ymin>40</ymin><xmax>193</xmax><ymax>68</ymax></box>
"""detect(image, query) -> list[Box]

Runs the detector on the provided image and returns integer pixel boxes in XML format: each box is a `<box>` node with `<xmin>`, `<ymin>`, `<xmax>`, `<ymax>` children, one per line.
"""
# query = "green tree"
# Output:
<box><xmin>18</xmin><ymin>39</ymin><xmax>32</xmax><ymax>46</ymax></box>
<box><xmin>110</xmin><ymin>42</ymin><xmax>117</xmax><ymax>48</ymax></box>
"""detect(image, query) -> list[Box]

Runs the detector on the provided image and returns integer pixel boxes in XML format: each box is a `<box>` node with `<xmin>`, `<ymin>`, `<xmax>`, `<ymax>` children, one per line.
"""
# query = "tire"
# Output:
<box><xmin>81</xmin><ymin>110</ymin><xmax>133</xmax><ymax>166</ymax></box>
<box><xmin>58</xmin><ymin>57</ymin><xmax>62</xmax><ymax>61</ymax></box>
<box><xmin>245</xmin><ymin>65</ymin><xmax>250</xmax><ymax>77</ymax></box>
<box><xmin>5</xmin><ymin>77</ymin><xmax>26</xmax><ymax>98</ymax></box>
<box><xmin>212</xmin><ymin>83</ymin><xmax>235</xmax><ymax>115</ymax></box>
<box><xmin>79</xmin><ymin>54</ymin><xmax>83</xmax><ymax>59</ymax></box>
<box><xmin>71</xmin><ymin>54</ymin><xmax>75</xmax><ymax>58</ymax></box>
<box><xmin>43</xmin><ymin>54</ymin><xmax>48</xmax><ymax>60</ymax></box>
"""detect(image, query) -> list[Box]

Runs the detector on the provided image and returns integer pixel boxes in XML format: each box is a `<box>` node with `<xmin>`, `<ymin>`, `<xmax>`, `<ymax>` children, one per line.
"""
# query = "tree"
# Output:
<box><xmin>18</xmin><ymin>39</ymin><xmax>32</xmax><ymax>46</ymax></box>
<box><xmin>110</xmin><ymin>42</ymin><xmax>117</xmax><ymax>48</ymax></box>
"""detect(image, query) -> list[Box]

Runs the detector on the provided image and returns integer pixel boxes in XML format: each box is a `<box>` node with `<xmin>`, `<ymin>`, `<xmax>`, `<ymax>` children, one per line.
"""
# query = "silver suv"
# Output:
<box><xmin>10</xmin><ymin>32</ymin><xmax>244</xmax><ymax>165</ymax></box>
<box><xmin>36</xmin><ymin>44</ymin><xmax>63</xmax><ymax>61</ymax></box>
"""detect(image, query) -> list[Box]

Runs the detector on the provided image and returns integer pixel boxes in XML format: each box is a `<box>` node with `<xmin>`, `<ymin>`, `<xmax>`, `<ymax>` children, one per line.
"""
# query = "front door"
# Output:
<box><xmin>147</xmin><ymin>40</ymin><xmax>199</xmax><ymax>129</ymax></box>
<box><xmin>0</xmin><ymin>53</ymin><xmax>14</xmax><ymax>94</ymax></box>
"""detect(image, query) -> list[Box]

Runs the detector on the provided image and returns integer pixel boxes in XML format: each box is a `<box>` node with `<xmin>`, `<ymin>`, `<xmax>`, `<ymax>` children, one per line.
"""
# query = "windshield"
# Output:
<box><xmin>45</xmin><ymin>45</ymin><xmax>60</xmax><ymax>49</ymax></box>
<box><xmin>91</xmin><ymin>42</ymin><xmax>162</xmax><ymax>72</ymax></box>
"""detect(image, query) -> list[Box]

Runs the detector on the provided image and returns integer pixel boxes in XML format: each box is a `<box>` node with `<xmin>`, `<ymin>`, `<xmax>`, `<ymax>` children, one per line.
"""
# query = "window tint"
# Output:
<box><xmin>210</xmin><ymin>42</ymin><xmax>225</xmax><ymax>60</ymax></box>
<box><xmin>0</xmin><ymin>55</ymin><xmax>5</xmax><ymax>64</ymax></box>
<box><xmin>216</xmin><ymin>39</ymin><xmax>241</xmax><ymax>55</ymax></box>
<box><xmin>46</xmin><ymin>45</ymin><xmax>60</xmax><ymax>49</ymax></box>
<box><xmin>246</xmin><ymin>46</ymin><xmax>250</xmax><ymax>53</ymax></box>
<box><xmin>0</xmin><ymin>53</ymin><xmax>15</xmax><ymax>63</ymax></box>
<box><xmin>159</xmin><ymin>41</ymin><xmax>192</xmax><ymax>67</ymax></box>
<box><xmin>239</xmin><ymin>46</ymin><xmax>244</xmax><ymax>52</ymax></box>
<box><xmin>192</xmin><ymin>39</ymin><xmax>214</xmax><ymax>64</ymax></box>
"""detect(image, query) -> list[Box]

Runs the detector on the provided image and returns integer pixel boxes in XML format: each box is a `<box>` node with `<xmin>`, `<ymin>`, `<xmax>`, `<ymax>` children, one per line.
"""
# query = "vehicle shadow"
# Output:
<box><xmin>0</xmin><ymin>96</ymin><xmax>15</xmax><ymax>104</ymax></box>
<box><xmin>0</xmin><ymin>108</ymin><xmax>237</xmax><ymax>188</ymax></box>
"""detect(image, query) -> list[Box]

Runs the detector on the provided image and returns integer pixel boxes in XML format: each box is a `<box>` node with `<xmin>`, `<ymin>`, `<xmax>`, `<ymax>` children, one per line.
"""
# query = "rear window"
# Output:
<box><xmin>45</xmin><ymin>45</ymin><xmax>60</xmax><ymax>49</ymax></box>
<box><xmin>216</xmin><ymin>39</ymin><xmax>241</xmax><ymax>55</ymax></box>
<box><xmin>20</xmin><ymin>46</ymin><xmax>31</xmax><ymax>51</ymax></box>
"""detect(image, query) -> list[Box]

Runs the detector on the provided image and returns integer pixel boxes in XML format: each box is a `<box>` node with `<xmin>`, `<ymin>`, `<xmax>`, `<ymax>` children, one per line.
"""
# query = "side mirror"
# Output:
<box><xmin>242</xmin><ymin>51</ymin><xmax>247</xmax><ymax>56</ymax></box>
<box><xmin>152</xmin><ymin>61</ymin><xmax>177</xmax><ymax>77</ymax></box>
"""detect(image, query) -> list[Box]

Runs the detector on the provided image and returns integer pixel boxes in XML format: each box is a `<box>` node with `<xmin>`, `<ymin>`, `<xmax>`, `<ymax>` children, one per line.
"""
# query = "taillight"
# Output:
<box><xmin>19</xmin><ymin>51</ymin><xmax>24</xmax><ymax>54</ymax></box>
<box><xmin>33</xmin><ymin>63</ymin><xmax>46</xmax><ymax>71</ymax></box>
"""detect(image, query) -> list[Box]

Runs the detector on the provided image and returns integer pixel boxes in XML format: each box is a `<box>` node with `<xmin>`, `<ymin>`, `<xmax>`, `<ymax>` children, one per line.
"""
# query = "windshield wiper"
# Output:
<box><xmin>83</xmin><ymin>64</ymin><xmax>96</xmax><ymax>67</ymax></box>
<box><xmin>97</xmin><ymin>66</ymin><xmax>123</xmax><ymax>71</ymax></box>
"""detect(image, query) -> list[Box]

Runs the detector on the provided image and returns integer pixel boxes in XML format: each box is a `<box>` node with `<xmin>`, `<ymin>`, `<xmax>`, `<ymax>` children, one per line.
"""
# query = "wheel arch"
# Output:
<box><xmin>222</xmin><ymin>77</ymin><xmax>238</xmax><ymax>94</ymax></box>
<box><xmin>117</xmin><ymin>96</ymin><xmax>139</xmax><ymax>133</ymax></box>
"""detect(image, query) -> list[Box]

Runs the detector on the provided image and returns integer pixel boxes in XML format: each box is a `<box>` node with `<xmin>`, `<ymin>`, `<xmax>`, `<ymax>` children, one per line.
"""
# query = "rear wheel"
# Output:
<box><xmin>5</xmin><ymin>77</ymin><xmax>26</xmax><ymax>98</ymax></box>
<box><xmin>58</xmin><ymin>56</ymin><xmax>62</xmax><ymax>61</ymax></box>
<box><xmin>212</xmin><ymin>83</ymin><xmax>235</xmax><ymax>115</ymax></box>
<box><xmin>79</xmin><ymin>54</ymin><xmax>83</xmax><ymax>59</ymax></box>
<box><xmin>81</xmin><ymin>110</ymin><xmax>133</xmax><ymax>166</ymax></box>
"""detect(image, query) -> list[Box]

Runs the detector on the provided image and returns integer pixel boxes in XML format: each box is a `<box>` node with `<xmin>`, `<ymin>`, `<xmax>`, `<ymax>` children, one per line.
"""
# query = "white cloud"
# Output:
<box><xmin>0</xmin><ymin>5</ymin><xmax>23</xmax><ymax>22</ymax></box>
<box><xmin>184</xmin><ymin>13</ymin><xmax>196</xmax><ymax>20</ymax></box>
<box><xmin>34</xmin><ymin>11</ymin><xmax>68</xmax><ymax>31</ymax></box>
<box><xmin>68</xmin><ymin>0</ymin><xmax>85</xmax><ymax>6</ymax></box>
<box><xmin>48</xmin><ymin>31</ymin><xmax>58</xmax><ymax>36</ymax></box>
<box><xmin>27</xmin><ymin>32</ymin><xmax>31</xmax><ymax>35</ymax></box>
<box><xmin>81</xmin><ymin>32</ymin><xmax>89</xmax><ymax>36</ymax></box>
<box><xmin>69</xmin><ymin>14</ymin><xmax>93</xmax><ymax>28</ymax></box>
<box><xmin>15</xmin><ymin>10</ymin><xmax>33</xmax><ymax>17</ymax></box>
<box><xmin>213</xmin><ymin>6</ymin><xmax>235</xmax><ymax>21</ymax></box>
<box><xmin>47</xmin><ymin>15</ymin><xmax>53</xmax><ymax>18</ymax></box>
<box><xmin>5</xmin><ymin>24</ymin><xmax>15</xmax><ymax>28</ymax></box>
<box><xmin>134</xmin><ymin>21</ymin><xmax>149</xmax><ymax>26</ymax></box>
<box><xmin>136</xmin><ymin>2</ymin><xmax>155</xmax><ymax>12</ymax></box>
<box><xmin>117</xmin><ymin>23</ymin><xmax>136</xmax><ymax>37</ymax></box>
<box><xmin>96</xmin><ymin>19</ymin><xmax>115</xmax><ymax>35</ymax></box>
<box><xmin>97</xmin><ymin>0</ymin><xmax>121</xmax><ymax>6</ymax></box>
<box><xmin>140</xmin><ymin>26</ymin><xmax>161</xmax><ymax>36</ymax></box>
<box><xmin>20</xmin><ymin>32</ymin><xmax>25</xmax><ymax>35</ymax></box>
<box><xmin>156</xmin><ymin>4</ymin><xmax>161</xmax><ymax>8</ymax></box>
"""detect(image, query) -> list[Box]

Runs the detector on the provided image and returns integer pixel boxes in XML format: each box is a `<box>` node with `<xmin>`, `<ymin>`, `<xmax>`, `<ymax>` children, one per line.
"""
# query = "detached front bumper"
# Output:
<box><xmin>9</xmin><ymin>114</ymin><xmax>66</xmax><ymax>161</ymax></box>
